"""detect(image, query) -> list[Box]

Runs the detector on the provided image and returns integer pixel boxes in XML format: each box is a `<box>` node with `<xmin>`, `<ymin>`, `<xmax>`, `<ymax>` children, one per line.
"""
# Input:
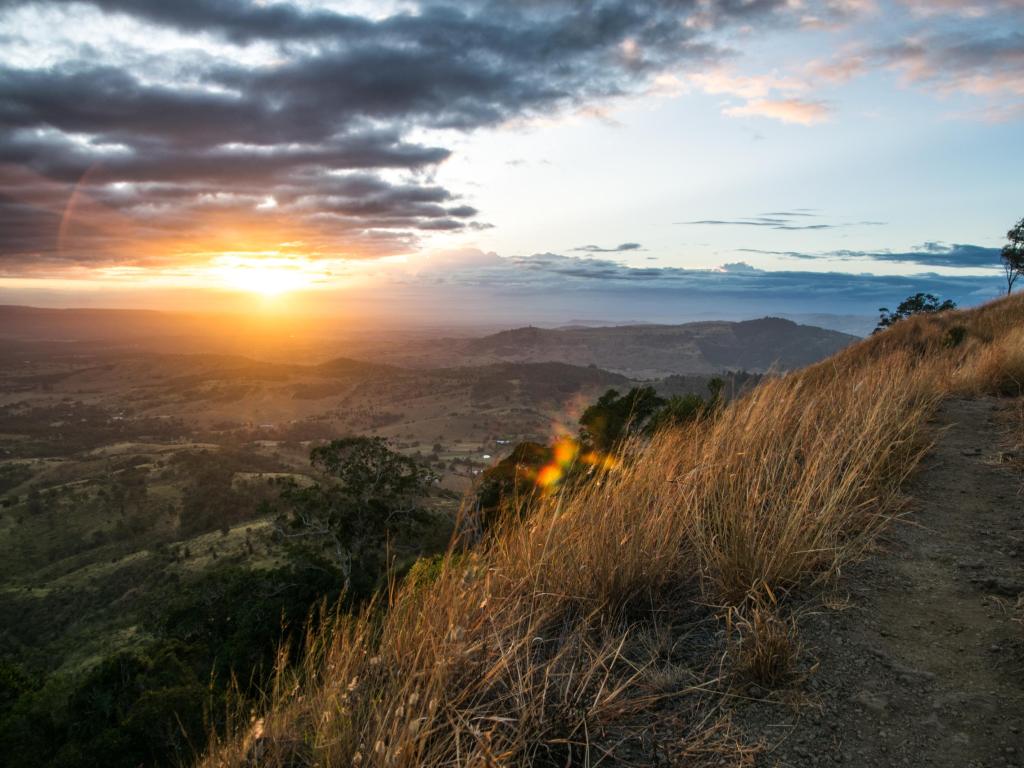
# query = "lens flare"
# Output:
<box><xmin>534</xmin><ymin>436</ymin><xmax>619</xmax><ymax>491</ymax></box>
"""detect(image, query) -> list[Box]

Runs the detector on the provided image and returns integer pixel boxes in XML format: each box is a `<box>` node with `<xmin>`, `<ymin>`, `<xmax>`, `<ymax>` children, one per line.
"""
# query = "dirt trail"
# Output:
<box><xmin>738</xmin><ymin>398</ymin><xmax>1024</xmax><ymax>767</ymax></box>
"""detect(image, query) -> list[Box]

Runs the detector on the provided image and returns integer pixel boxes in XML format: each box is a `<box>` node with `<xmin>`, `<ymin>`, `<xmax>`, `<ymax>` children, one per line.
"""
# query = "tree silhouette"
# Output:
<box><xmin>1001</xmin><ymin>217</ymin><xmax>1024</xmax><ymax>295</ymax></box>
<box><xmin>874</xmin><ymin>293</ymin><xmax>957</xmax><ymax>334</ymax></box>
<box><xmin>578</xmin><ymin>387</ymin><xmax>665</xmax><ymax>452</ymax></box>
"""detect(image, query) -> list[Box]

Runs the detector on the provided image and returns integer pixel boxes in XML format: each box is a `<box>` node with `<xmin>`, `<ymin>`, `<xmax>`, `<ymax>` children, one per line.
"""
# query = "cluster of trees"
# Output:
<box><xmin>0</xmin><ymin>558</ymin><xmax>345</xmax><ymax>768</ymax></box>
<box><xmin>475</xmin><ymin>378</ymin><xmax>729</xmax><ymax>528</ymax></box>
<box><xmin>874</xmin><ymin>293</ymin><xmax>958</xmax><ymax>334</ymax></box>
<box><xmin>578</xmin><ymin>380</ymin><xmax>724</xmax><ymax>452</ymax></box>
<box><xmin>171</xmin><ymin>449</ymin><xmax>283</xmax><ymax>536</ymax></box>
<box><xmin>0</xmin><ymin>437</ymin><xmax>445</xmax><ymax>768</ymax></box>
<box><xmin>0</xmin><ymin>402</ymin><xmax>185</xmax><ymax>457</ymax></box>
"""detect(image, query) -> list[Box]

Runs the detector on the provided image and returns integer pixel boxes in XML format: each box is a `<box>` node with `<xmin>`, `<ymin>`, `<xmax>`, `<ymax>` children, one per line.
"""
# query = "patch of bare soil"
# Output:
<box><xmin>737</xmin><ymin>397</ymin><xmax>1024</xmax><ymax>767</ymax></box>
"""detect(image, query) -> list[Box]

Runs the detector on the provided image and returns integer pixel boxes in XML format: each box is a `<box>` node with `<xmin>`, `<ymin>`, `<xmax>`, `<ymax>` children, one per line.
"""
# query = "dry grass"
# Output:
<box><xmin>200</xmin><ymin>292</ymin><xmax>1024</xmax><ymax>768</ymax></box>
<box><xmin>958</xmin><ymin>326</ymin><xmax>1024</xmax><ymax>396</ymax></box>
<box><xmin>724</xmin><ymin>599</ymin><xmax>801</xmax><ymax>689</ymax></box>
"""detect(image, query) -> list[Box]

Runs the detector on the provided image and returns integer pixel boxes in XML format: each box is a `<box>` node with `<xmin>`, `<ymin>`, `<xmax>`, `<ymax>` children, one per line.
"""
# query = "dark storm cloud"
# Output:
<box><xmin>741</xmin><ymin>242</ymin><xmax>1002</xmax><ymax>268</ymax></box>
<box><xmin>0</xmin><ymin>0</ymin><xmax>816</xmax><ymax>268</ymax></box>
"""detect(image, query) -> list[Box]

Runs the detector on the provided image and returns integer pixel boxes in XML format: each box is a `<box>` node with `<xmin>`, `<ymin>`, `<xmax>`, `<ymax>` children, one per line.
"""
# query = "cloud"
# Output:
<box><xmin>688</xmin><ymin>68</ymin><xmax>833</xmax><ymax>124</ymax></box>
<box><xmin>680</xmin><ymin>213</ymin><xmax>882</xmax><ymax>230</ymax></box>
<box><xmin>807</xmin><ymin>2</ymin><xmax>1024</xmax><ymax>113</ymax></box>
<box><xmin>899</xmin><ymin>0</ymin><xmax>1024</xmax><ymax>19</ymax></box>
<box><xmin>718</xmin><ymin>261</ymin><xmax>763</xmax><ymax>273</ymax></box>
<box><xmin>880</xmin><ymin>31</ymin><xmax>1024</xmax><ymax>99</ymax></box>
<box><xmin>806</xmin><ymin>55</ymin><xmax>869</xmax><ymax>83</ymax></box>
<box><xmin>723</xmin><ymin>97</ymin><xmax>832</xmax><ymax>125</ymax></box>
<box><xmin>717</xmin><ymin>4</ymin><xmax>1024</xmax><ymax>123</ymax></box>
<box><xmin>687</xmin><ymin>217</ymin><xmax>832</xmax><ymax>230</ymax></box>
<box><xmin>571</xmin><ymin>242</ymin><xmax>644</xmax><ymax>253</ymax></box>
<box><xmin>0</xmin><ymin>0</ymin><xmax>819</xmax><ymax>269</ymax></box>
<box><xmin>689</xmin><ymin>70</ymin><xmax>808</xmax><ymax>100</ymax></box>
<box><xmin>1</xmin><ymin>0</ymin><xmax>1017</xmax><ymax>276</ymax></box>
<box><xmin>740</xmin><ymin>241</ymin><xmax>1003</xmax><ymax>268</ymax></box>
<box><xmin>797</xmin><ymin>0</ymin><xmax>878</xmax><ymax>29</ymax></box>
<box><xmin>371</xmin><ymin>249</ymin><xmax>1002</xmax><ymax>322</ymax></box>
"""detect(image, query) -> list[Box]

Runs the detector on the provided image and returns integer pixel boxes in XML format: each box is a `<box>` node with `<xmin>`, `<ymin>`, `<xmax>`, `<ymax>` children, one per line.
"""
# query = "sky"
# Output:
<box><xmin>0</xmin><ymin>0</ymin><xmax>1021</xmax><ymax>326</ymax></box>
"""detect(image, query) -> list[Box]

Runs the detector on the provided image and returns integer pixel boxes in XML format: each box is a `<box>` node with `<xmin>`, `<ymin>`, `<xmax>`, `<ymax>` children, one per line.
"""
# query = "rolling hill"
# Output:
<box><xmin>386</xmin><ymin>317</ymin><xmax>859</xmax><ymax>377</ymax></box>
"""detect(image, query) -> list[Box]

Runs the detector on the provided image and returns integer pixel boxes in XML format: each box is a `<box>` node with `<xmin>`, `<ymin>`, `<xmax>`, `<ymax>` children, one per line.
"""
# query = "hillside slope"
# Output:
<box><xmin>200</xmin><ymin>293</ymin><xmax>1024</xmax><ymax>768</ymax></box>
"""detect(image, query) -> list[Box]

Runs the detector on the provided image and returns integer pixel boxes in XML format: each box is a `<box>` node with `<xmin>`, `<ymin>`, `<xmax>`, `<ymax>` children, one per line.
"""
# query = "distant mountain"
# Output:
<box><xmin>396</xmin><ymin>318</ymin><xmax>857</xmax><ymax>377</ymax></box>
<box><xmin>776</xmin><ymin>313</ymin><xmax>874</xmax><ymax>337</ymax></box>
<box><xmin>0</xmin><ymin>306</ymin><xmax>858</xmax><ymax>378</ymax></box>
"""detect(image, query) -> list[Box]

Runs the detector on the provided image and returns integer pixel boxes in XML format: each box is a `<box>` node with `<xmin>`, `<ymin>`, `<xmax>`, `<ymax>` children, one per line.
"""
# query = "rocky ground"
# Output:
<box><xmin>736</xmin><ymin>397</ymin><xmax>1024</xmax><ymax>767</ymax></box>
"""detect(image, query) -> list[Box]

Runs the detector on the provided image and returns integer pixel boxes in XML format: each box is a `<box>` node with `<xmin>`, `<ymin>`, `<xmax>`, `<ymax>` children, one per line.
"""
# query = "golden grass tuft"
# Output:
<box><xmin>724</xmin><ymin>600</ymin><xmax>801</xmax><ymax>688</ymax></box>
<box><xmin>200</xmin><ymin>292</ymin><xmax>1024</xmax><ymax>768</ymax></box>
<box><xmin>958</xmin><ymin>326</ymin><xmax>1024</xmax><ymax>396</ymax></box>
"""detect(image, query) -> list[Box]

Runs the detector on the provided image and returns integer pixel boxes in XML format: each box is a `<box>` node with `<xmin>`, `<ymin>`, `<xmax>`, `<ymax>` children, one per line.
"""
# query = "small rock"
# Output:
<box><xmin>853</xmin><ymin>690</ymin><xmax>888</xmax><ymax>713</ymax></box>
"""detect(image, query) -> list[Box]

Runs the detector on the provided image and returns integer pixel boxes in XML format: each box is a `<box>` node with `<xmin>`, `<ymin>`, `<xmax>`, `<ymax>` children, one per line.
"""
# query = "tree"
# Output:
<box><xmin>874</xmin><ymin>293</ymin><xmax>957</xmax><ymax>334</ymax></box>
<box><xmin>1001</xmin><ymin>217</ymin><xmax>1024</xmax><ymax>295</ymax></box>
<box><xmin>648</xmin><ymin>394</ymin><xmax>705</xmax><ymax>433</ymax></box>
<box><xmin>277</xmin><ymin>437</ymin><xmax>431</xmax><ymax>594</ymax></box>
<box><xmin>707</xmin><ymin>376</ymin><xmax>725</xmax><ymax>405</ymax></box>
<box><xmin>578</xmin><ymin>387</ymin><xmax>665</xmax><ymax>452</ymax></box>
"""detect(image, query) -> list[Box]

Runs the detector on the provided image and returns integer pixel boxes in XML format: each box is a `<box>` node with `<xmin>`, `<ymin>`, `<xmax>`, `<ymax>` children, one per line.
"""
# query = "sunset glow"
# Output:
<box><xmin>206</xmin><ymin>256</ymin><xmax>327</xmax><ymax>297</ymax></box>
<box><xmin>0</xmin><ymin>0</ymin><xmax>1020</xmax><ymax>320</ymax></box>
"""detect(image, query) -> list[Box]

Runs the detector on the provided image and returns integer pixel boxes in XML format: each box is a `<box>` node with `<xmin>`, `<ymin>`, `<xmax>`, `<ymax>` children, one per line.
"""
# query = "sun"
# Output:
<box><xmin>208</xmin><ymin>255</ymin><xmax>321</xmax><ymax>296</ymax></box>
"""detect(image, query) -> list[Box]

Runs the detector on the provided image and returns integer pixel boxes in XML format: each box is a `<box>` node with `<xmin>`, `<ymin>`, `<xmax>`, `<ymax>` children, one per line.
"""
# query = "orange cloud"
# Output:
<box><xmin>807</xmin><ymin>55</ymin><xmax>869</xmax><ymax>84</ymax></box>
<box><xmin>689</xmin><ymin>70</ymin><xmax>808</xmax><ymax>100</ymax></box>
<box><xmin>724</xmin><ymin>98</ymin><xmax>832</xmax><ymax>125</ymax></box>
<box><xmin>689</xmin><ymin>68</ymin><xmax>833</xmax><ymax>125</ymax></box>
